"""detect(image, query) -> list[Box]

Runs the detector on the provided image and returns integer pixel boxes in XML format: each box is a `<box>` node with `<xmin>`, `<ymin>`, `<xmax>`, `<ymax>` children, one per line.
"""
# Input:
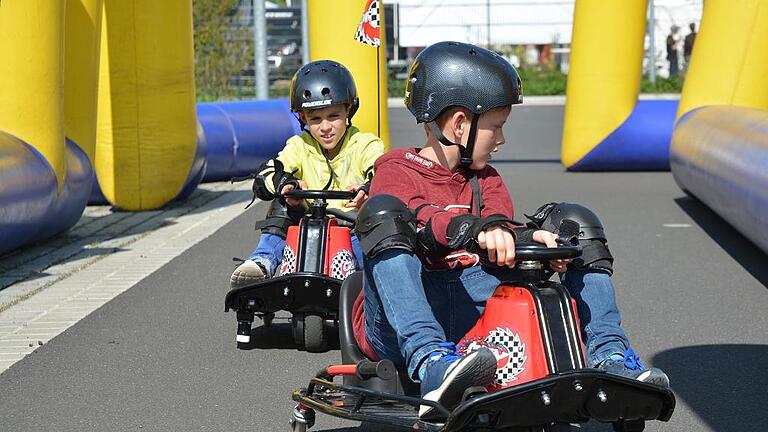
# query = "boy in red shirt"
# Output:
<box><xmin>355</xmin><ymin>41</ymin><xmax>669</xmax><ymax>420</ymax></box>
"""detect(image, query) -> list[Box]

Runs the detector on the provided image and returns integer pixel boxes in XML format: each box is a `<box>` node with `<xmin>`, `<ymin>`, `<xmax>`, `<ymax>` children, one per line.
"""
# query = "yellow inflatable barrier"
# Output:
<box><xmin>307</xmin><ymin>0</ymin><xmax>390</xmax><ymax>148</ymax></box>
<box><xmin>0</xmin><ymin>0</ymin><xmax>67</xmax><ymax>187</ymax></box>
<box><xmin>677</xmin><ymin>0</ymin><xmax>768</xmax><ymax>119</ymax></box>
<box><xmin>562</xmin><ymin>0</ymin><xmax>647</xmax><ymax>169</ymax></box>
<box><xmin>65</xmin><ymin>0</ymin><xmax>104</xmax><ymax>163</ymax></box>
<box><xmin>95</xmin><ymin>0</ymin><xmax>197</xmax><ymax>210</ymax></box>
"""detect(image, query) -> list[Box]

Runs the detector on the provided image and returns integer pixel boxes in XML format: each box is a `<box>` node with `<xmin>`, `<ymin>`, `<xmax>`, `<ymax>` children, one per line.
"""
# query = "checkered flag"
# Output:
<box><xmin>460</xmin><ymin>327</ymin><xmax>528</xmax><ymax>386</ymax></box>
<box><xmin>485</xmin><ymin>327</ymin><xmax>528</xmax><ymax>386</ymax></box>
<box><xmin>354</xmin><ymin>0</ymin><xmax>381</xmax><ymax>47</ymax></box>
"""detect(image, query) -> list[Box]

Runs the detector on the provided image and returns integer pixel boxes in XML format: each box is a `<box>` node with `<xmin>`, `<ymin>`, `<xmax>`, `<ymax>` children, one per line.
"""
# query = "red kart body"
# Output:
<box><xmin>460</xmin><ymin>284</ymin><xmax>583</xmax><ymax>390</ymax></box>
<box><xmin>279</xmin><ymin>220</ymin><xmax>356</xmax><ymax>281</ymax></box>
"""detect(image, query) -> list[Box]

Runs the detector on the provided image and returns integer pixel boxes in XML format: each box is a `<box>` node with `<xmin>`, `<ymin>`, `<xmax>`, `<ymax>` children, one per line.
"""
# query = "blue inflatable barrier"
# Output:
<box><xmin>197</xmin><ymin>99</ymin><xmax>301</xmax><ymax>182</ymax></box>
<box><xmin>670</xmin><ymin>106</ymin><xmax>768</xmax><ymax>254</ymax></box>
<box><xmin>0</xmin><ymin>133</ymin><xmax>93</xmax><ymax>256</ymax></box>
<box><xmin>569</xmin><ymin>100</ymin><xmax>679</xmax><ymax>171</ymax></box>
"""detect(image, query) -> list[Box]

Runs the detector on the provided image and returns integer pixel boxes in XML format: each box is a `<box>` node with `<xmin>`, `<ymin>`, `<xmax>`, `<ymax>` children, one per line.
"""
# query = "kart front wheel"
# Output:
<box><xmin>303</xmin><ymin>314</ymin><xmax>328</xmax><ymax>353</ymax></box>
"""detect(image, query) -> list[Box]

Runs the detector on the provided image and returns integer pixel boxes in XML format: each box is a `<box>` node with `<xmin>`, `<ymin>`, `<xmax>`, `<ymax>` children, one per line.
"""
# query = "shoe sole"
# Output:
<box><xmin>419</xmin><ymin>349</ymin><xmax>497</xmax><ymax>420</ymax></box>
<box><xmin>230</xmin><ymin>267</ymin><xmax>266</xmax><ymax>289</ymax></box>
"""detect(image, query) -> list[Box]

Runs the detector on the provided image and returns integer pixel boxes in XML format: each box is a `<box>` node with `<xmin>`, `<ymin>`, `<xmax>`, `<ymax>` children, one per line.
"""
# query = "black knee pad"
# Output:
<box><xmin>526</xmin><ymin>202</ymin><xmax>614</xmax><ymax>274</ymax></box>
<box><xmin>354</xmin><ymin>195</ymin><xmax>417</xmax><ymax>258</ymax></box>
<box><xmin>254</xmin><ymin>199</ymin><xmax>306</xmax><ymax>238</ymax></box>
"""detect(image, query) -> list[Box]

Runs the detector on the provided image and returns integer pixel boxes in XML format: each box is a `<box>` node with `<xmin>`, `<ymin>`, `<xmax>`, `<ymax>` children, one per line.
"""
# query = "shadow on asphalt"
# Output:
<box><xmin>675</xmin><ymin>196</ymin><xmax>768</xmax><ymax>289</ymax></box>
<box><xmin>236</xmin><ymin>322</ymin><xmax>341</xmax><ymax>351</ymax></box>
<box><xmin>653</xmin><ymin>344</ymin><xmax>768</xmax><ymax>432</ymax></box>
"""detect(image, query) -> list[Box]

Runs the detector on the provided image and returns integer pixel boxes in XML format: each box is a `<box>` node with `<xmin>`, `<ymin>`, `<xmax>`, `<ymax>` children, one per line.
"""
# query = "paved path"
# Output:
<box><xmin>1</xmin><ymin>106</ymin><xmax>766</xmax><ymax>432</ymax></box>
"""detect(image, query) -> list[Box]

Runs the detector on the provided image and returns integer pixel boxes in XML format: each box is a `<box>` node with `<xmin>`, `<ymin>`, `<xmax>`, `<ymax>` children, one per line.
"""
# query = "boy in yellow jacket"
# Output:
<box><xmin>231</xmin><ymin>60</ymin><xmax>384</xmax><ymax>288</ymax></box>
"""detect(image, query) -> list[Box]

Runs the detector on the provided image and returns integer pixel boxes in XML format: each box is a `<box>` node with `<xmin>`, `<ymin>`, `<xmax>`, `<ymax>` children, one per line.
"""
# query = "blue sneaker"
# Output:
<box><xmin>418</xmin><ymin>344</ymin><xmax>497</xmax><ymax>420</ymax></box>
<box><xmin>597</xmin><ymin>348</ymin><xmax>670</xmax><ymax>387</ymax></box>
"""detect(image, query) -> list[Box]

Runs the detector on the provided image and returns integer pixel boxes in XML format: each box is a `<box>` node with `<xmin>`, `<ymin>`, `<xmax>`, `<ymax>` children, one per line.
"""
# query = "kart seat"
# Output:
<box><xmin>339</xmin><ymin>271</ymin><xmax>418</xmax><ymax>395</ymax></box>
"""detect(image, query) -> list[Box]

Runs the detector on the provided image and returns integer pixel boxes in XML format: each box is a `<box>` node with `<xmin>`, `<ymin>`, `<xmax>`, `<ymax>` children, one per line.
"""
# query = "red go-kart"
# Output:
<box><xmin>290</xmin><ymin>221</ymin><xmax>675</xmax><ymax>431</ymax></box>
<box><xmin>225</xmin><ymin>189</ymin><xmax>359</xmax><ymax>352</ymax></box>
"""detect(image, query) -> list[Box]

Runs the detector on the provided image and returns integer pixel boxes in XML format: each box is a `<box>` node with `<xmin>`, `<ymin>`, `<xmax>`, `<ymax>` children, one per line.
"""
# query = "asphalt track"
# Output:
<box><xmin>1</xmin><ymin>106</ymin><xmax>767</xmax><ymax>432</ymax></box>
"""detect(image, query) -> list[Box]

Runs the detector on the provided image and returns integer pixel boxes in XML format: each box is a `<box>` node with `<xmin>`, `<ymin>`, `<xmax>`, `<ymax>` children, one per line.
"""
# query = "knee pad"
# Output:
<box><xmin>254</xmin><ymin>199</ymin><xmax>306</xmax><ymax>237</ymax></box>
<box><xmin>526</xmin><ymin>202</ymin><xmax>613</xmax><ymax>274</ymax></box>
<box><xmin>355</xmin><ymin>195</ymin><xmax>417</xmax><ymax>258</ymax></box>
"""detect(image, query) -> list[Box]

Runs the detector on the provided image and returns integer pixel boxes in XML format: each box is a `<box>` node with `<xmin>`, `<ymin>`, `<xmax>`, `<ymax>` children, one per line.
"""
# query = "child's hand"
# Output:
<box><xmin>281</xmin><ymin>180</ymin><xmax>307</xmax><ymax>207</ymax></box>
<box><xmin>344</xmin><ymin>184</ymin><xmax>368</xmax><ymax>209</ymax></box>
<box><xmin>532</xmin><ymin>230</ymin><xmax>572</xmax><ymax>272</ymax></box>
<box><xmin>477</xmin><ymin>226</ymin><xmax>516</xmax><ymax>268</ymax></box>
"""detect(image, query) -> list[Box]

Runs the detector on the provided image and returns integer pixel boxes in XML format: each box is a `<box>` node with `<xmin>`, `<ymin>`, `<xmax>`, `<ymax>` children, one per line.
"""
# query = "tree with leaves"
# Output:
<box><xmin>193</xmin><ymin>0</ymin><xmax>250</xmax><ymax>101</ymax></box>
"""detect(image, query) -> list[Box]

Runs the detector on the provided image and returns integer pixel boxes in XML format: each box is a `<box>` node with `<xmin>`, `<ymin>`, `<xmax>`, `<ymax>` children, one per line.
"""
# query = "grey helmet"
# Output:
<box><xmin>289</xmin><ymin>60</ymin><xmax>359</xmax><ymax>124</ymax></box>
<box><xmin>404</xmin><ymin>41</ymin><xmax>522</xmax><ymax>167</ymax></box>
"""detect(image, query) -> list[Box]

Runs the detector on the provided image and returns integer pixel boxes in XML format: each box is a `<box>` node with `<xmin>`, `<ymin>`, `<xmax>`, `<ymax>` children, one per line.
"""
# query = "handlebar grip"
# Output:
<box><xmin>356</xmin><ymin>359</ymin><xmax>396</xmax><ymax>380</ymax></box>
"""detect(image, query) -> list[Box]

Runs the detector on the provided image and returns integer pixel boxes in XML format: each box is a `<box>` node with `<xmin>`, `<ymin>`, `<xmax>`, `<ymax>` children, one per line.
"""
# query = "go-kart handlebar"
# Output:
<box><xmin>283</xmin><ymin>189</ymin><xmax>357</xmax><ymax>200</ymax></box>
<box><xmin>513</xmin><ymin>242</ymin><xmax>582</xmax><ymax>261</ymax></box>
<box><xmin>327</xmin><ymin>208</ymin><xmax>358</xmax><ymax>224</ymax></box>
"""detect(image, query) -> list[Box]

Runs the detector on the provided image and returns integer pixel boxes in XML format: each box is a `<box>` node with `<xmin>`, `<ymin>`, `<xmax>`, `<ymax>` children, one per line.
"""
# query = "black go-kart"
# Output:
<box><xmin>225</xmin><ymin>189</ymin><xmax>359</xmax><ymax>353</ymax></box>
<box><xmin>290</xmin><ymin>222</ymin><xmax>675</xmax><ymax>431</ymax></box>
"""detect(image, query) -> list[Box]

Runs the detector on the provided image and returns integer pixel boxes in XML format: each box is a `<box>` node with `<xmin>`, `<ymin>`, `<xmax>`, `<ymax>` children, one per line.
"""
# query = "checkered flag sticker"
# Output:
<box><xmin>354</xmin><ymin>0</ymin><xmax>381</xmax><ymax>47</ymax></box>
<box><xmin>330</xmin><ymin>249</ymin><xmax>355</xmax><ymax>280</ymax></box>
<box><xmin>461</xmin><ymin>327</ymin><xmax>528</xmax><ymax>386</ymax></box>
<box><xmin>278</xmin><ymin>245</ymin><xmax>297</xmax><ymax>276</ymax></box>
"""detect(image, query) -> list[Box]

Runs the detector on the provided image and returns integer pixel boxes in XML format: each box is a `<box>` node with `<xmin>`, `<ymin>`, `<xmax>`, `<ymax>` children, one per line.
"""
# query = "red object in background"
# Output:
<box><xmin>459</xmin><ymin>285</ymin><xmax>550</xmax><ymax>390</ymax></box>
<box><xmin>279</xmin><ymin>225</ymin><xmax>300</xmax><ymax>276</ymax></box>
<box><xmin>324</xmin><ymin>220</ymin><xmax>355</xmax><ymax>280</ymax></box>
<box><xmin>278</xmin><ymin>219</ymin><xmax>355</xmax><ymax>280</ymax></box>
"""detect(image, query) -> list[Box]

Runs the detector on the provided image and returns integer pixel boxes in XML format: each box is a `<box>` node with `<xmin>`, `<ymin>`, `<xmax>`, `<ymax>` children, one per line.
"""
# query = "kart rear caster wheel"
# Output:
<box><xmin>260</xmin><ymin>312</ymin><xmax>274</xmax><ymax>328</ymax></box>
<box><xmin>303</xmin><ymin>314</ymin><xmax>328</xmax><ymax>353</ymax></box>
<box><xmin>290</xmin><ymin>404</ymin><xmax>315</xmax><ymax>431</ymax></box>
<box><xmin>291</xmin><ymin>314</ymin><xmax>305</xmax><ymax>351</ymax></box>
<box><xmin>613</xmin><ymin>419</ymin><xmax>645</xmax><ymax>432</ymax></box>
<box><xmin>517</xmin><ymin>423</ymin><xmax>580</xmax><ymax>432</ymax></box>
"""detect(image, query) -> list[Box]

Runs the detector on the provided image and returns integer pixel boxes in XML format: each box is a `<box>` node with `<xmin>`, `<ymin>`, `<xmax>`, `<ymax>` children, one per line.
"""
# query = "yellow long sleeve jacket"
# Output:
<box><xmin>255</xmin><ymin>127</ymin><xmax>385</xmax><ymax>211</ymax></box>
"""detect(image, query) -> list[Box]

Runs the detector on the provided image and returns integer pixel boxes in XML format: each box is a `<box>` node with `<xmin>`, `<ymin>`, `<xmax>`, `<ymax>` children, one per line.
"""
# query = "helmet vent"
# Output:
<box><xmin>321</xmin><ymin>87</ymin><xmax>331</xmax><ymax>96</ymax></box>
<box><xmin>304</xmin><ymin>90</ymin><xmax>312</xmax><ymax>98</ymax></box>
<box><xmin>321</xmin><ymin>67</ymin><xmax>328</xmax><ymax>72</ymax></box>
<box><xmin>469</xmin><ymin>48</ymin><xmax>477</xmax><ymax>55</ymax></box>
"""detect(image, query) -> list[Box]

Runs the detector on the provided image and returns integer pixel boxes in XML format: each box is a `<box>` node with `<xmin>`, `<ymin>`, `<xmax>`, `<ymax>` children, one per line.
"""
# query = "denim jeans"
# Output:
<box><xmin>363</xmin><ymin>249</ymin><xmax>629</xmax><ymax>382</ymax></box>
<box><xmin>248</xmin><ymin>232</ymin><xmax>364</xmax><ymax>276</ymax></box>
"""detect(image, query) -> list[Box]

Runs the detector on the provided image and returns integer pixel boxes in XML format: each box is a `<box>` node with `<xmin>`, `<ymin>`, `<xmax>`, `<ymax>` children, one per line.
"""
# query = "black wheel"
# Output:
<box><xmin>613</xmin><ymin>419</ymin><xmax>644</xmax><ymax>432</ymax></box>
<box><xmin>291</xmin><ymin>314</ymin><xmax>305</xmax><ymax>351</ymax></box>
<box><xmin>517</xmin><ymin>424</ymin><xmax>580</xmax><ymax>432</ymax></box>
<box><xmin>303</xmin><ymin>314</ymin><xmax>328</xmax><ymax>353</ymax></box>
<box><xmin>261</xmin><ymin>312</ymin><xmax>274</xmax><ymax>328</ymax></box>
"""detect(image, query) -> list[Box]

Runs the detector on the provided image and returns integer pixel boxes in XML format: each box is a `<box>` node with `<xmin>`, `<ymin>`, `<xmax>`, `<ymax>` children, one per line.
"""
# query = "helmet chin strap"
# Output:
<box><xmin>426</xmin><ymin>113</ymin><xmax>480</xmax><ymax>169</ymax></box>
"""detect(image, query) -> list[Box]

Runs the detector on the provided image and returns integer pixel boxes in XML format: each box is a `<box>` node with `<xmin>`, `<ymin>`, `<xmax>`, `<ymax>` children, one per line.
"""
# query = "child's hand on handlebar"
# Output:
<box><xmin>281</xmin><ymin>180</ymin><xmax>307</xmax><ymax>207</ymax></box>
<box><xmin>477</xmin><ymin>226</ymin><xmax>516</xmax><ymax>268</ymax></box>
<box><xmin>344</xmin><ymin>184</ymin><xmax>368</xmax><ymax>209</ymax></box>
<box><xmin>532</xmin><ymin>230</ymin><xmax>572</xmax><ymax>272</ymax></box>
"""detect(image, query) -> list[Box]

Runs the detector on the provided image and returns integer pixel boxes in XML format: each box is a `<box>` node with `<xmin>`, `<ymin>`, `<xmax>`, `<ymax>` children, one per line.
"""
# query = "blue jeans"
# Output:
<box><xmin>248</xmin><ymin>232</ymin><xmax>364</xmax><ymax>276</ymax></box>
<box><xmin>363</xmin><ymin>249</ymin><xmax>629</xmax><ymax>382</ymax></box>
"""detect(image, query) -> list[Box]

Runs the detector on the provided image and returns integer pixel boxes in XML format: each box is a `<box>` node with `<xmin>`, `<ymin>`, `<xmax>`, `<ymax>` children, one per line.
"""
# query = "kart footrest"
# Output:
<box><xmin>293</xmin><ymin>378</ymin><xmax>442</xmax><ymax>431</ymax></box>
<box><xmin>443</xmin><ymin>371</ymin><xmax>675</xmax><ymax>431</ymax></box>
<box><xmin>224</xmin><ymin>273</ymin><xmax>341</xmax><ymax>314</ymax></box>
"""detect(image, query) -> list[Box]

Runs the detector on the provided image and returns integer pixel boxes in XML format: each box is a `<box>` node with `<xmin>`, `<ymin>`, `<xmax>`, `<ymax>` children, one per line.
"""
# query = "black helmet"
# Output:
<box><xmin>405</xmin><ymin>41</ymin><xmax>522</xmax><ymax>123</ymax></box>
<box><xmin>289</xmin><ymin>60</ymin><xmax>359</xmax><ymax>121</ymax></box>
<box><xmin>404</xmin><ymin>42</ymin><xmax>522</xmax><ymax>168</ymax></box>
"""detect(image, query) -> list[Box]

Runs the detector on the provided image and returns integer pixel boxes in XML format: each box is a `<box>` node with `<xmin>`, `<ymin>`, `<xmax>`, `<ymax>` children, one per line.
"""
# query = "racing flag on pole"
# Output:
<box><xmin>354</xmin><ymin>0</ymin><xmax>381</xmax><ymax>47</ymax></box>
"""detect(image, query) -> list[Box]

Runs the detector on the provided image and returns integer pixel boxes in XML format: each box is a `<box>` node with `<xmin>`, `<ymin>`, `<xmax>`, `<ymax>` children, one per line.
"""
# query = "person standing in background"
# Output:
<box><xmin>683</xmin><ymin>22</ymin><xmax>697</xmax><ymax>74</ymax></box>
<box><xmin>666</xmin><ymin>25</ymin><xmax>681</xmax><ymax>78</ymax></box>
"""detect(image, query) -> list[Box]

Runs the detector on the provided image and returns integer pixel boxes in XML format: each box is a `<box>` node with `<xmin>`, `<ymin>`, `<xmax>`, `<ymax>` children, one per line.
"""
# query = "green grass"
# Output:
<box><xmin>385</xmin><ymin>67</ymin><xmax>684</xmax><ymax>98</ymax></box>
